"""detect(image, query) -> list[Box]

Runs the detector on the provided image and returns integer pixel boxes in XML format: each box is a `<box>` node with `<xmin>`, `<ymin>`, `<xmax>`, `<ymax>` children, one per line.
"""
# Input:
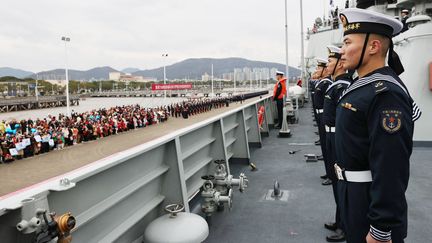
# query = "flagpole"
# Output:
<box><xmin>284</xmin><ymin>0</ymin><xmax>289</xmax><ymax>100</ymax></box>
<box><xmin>280</xmin><ymin>0</ymin><xmax>291</xmax><ymax>137</ymax></box>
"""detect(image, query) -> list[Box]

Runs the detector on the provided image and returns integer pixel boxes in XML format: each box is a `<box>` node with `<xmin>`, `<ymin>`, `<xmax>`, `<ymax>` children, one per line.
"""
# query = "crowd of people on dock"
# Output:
<box><xmin>0</xmin><ymin>96</ymin><xmax>240</xmax><ymax>163</ymax></box>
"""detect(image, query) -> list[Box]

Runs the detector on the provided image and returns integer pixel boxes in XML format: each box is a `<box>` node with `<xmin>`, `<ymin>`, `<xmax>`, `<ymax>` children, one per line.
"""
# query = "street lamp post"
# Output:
<box><xmin>249</xmin><ymin>70</ymin><xmax>252</xmax><ymax>91</ymax></box>
<box><xmin>35</xmin><ymin>74</ymin><xmax>39</xmax><ymax>101</ymax></box>
<box><xmin>233</xmin><ymin>69</ymin><xmax>236</xmax><ymax>94</ymax></box>
<box><xmin>162</xmin><ymin>54</ymin><xmax>168</xmax><ymax>99</ymax></box>
<box><xmin>61</xmin><ymin>36</ymin><xmax>71</xmax><ymax>117</ymax></box>
<box><xmin>219</xmin><ymin>75</ymin><xmax>222</xmax><ymax>91</ymax></box>
<box><xmin>211</xmin><ymin>64</ymin><xmax>214</xmax><ymax>96</ymax></box>
<box><xmin>259</xmin><ymin>72</ymin><xmax>262</xmax><ymax>89</ymax></box>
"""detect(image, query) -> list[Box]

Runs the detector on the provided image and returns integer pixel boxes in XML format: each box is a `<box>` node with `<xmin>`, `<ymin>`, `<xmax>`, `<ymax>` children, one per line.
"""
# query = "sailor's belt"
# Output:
<box><xmin>334</xmin><ymin>164</ymin><xmax>372</xmax><ymax>183</ymax></box>
<box><xmin>325</xmin><ymin>125</ymin><xmax>335</xmax><ymax>133</ymax></box>
<box><xmin>316</xmin><ymin>109</ymin><xmax>323</xmax><ymax>114</ymax></box>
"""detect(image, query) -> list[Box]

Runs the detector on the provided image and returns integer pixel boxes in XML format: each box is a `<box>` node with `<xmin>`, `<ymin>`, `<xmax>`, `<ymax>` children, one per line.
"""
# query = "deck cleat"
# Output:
<box><xmin>304</xmin><ymin>154</ymin><xmax>318</xmax><ymax>162</ymax></box>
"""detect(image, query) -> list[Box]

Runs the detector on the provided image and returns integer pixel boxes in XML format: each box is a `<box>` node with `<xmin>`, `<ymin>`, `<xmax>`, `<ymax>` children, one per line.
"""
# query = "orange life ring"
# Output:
<box><xmin>258</xmin><ymin>106</ymin><xmax>265</xmax><ymax>127</ymax></box>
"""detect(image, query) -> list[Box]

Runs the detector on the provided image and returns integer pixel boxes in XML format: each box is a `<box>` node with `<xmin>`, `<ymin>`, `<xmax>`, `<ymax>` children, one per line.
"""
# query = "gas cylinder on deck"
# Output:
<box><xmin>144</xmin><ymin>204</ymin><xmax>209</xmax><ymax>243</ymax></box>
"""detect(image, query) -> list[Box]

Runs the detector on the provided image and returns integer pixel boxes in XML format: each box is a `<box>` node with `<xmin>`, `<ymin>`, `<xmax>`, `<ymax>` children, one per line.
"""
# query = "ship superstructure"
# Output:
<box><xmin>305</xmin><ymin>0</ymin><xmax>432</xmax><ymax>143</ymax></box>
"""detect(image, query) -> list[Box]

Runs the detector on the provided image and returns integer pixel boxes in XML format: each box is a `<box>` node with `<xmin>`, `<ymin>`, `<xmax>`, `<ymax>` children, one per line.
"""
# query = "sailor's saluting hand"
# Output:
<box><xmin>366</xmin><ymin>232</ymin><xmax>392</xmax><ymax>243</ymax></box>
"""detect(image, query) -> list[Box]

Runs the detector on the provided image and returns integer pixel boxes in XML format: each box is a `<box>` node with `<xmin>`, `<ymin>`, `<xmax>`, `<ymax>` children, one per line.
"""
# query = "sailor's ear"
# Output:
<box><xmin>368</xmin><ymin>38</ymin><xmax>383</xmax><ymax>56</ymax></box>
<box><xmin>337</xmin><ymin>60</ymin><xmax>344</xmax><ymax>69</ymax></box>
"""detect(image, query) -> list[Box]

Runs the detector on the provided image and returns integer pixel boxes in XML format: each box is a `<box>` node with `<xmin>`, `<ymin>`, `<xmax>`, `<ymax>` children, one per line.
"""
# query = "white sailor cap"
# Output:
<box><xmin>401</xmin><ymin>9</ymin><xmax>409</xmax><ymax>14</ymax></box>
<box><xmin>327</xmin><ymin>45</ymin><xmax>341</xmax><ymax>59</ymax></box>
<box><xmin>276</xmin><ymin>71</ymin><xmax>284</xmax><ymax>76</ymax></box>
<box><xmin>339</xmin><ymin>8</ymin><xmax>403</xmax><ymax>37</ymax></box>
<box><xmin>315</xmin><ymin>58</ymin><xmax>328</xmax><ymax>67</ymax></box>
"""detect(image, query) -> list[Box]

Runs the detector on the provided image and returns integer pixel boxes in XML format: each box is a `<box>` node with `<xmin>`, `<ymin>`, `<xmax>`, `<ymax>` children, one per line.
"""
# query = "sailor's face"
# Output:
<box><xmin>327</xmin><ymin>58</ymin><xmax>337</xmax><ymax>74</ymax></box>
<box><xmin>328</xmin><ymin>65</ymin><xmax>336</xmax><ymax>76</ymax></box>
<box><xmin>316</xmin><ymin>66</ymin><xmax>323</xmax><ymax>76</ymax></box>
<box><xmin>323</xmin><ymin>67</ymin><xmax>331</xmax><ymax>77</ymax></box>
<box><xmin>341</xmin><ymin>34</ymin><xmax>364</xmax><ymax>70</ymax></box>
<box><xmin>311</xmin><ymin>71</ymin><xmax>318</xmax><ymax>79</ymax></box>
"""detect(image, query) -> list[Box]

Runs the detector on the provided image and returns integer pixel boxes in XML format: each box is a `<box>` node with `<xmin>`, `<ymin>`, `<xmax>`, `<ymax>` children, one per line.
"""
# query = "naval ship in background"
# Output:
<box><xmin>0</xmin><ymin>0</ymin><xmax>431</xmax><ymax>242</ymax></box>
<box><xmin>305</xmin><ymin>0</ymin><xmax>432</xmax><ymax>144</ymax></box>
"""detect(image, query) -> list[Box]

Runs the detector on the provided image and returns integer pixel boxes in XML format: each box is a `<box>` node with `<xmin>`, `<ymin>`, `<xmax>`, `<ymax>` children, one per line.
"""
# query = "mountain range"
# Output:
<box><xmin>133</xmin><ymin>58</ymin><xmax>300</xmax><ymax>80</ymax></box>
<box><xmin>1</xmin><ymin>58</ymin><xmax>300</xmax><ymax>81</ymax></box>
<box><xmin>32</xmin><ymin>67</ymin><xmax>118</xmax><ymax>81</ymax></box>
<box><xmin>0</xmin><ymin>67</ymin><xmax>34</xmax><ymax>79</ymax></box>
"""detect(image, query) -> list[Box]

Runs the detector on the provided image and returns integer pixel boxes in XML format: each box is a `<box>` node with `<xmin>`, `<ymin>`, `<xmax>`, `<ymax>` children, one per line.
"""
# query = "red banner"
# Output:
<box><xmin>151</xmin><ymin>83</ymin><xmax>193</xmax><ymax>91</ymax></box>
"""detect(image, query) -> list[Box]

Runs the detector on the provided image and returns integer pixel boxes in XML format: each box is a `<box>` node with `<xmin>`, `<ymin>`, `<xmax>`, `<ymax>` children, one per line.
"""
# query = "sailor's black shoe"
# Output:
<box><xmin>326</xmin><ymin>229</ymin><xmax>345</xmax><ymax>242</ymax></box>
<box><xmin>324</xmin><ymin>222</ymin><xmax>337</xmax><ymax>231</ymax></box>
<box><xmin>322</xmin><ymin>178</ymin><xmax>332</xmax><ymax>185</ymax></box>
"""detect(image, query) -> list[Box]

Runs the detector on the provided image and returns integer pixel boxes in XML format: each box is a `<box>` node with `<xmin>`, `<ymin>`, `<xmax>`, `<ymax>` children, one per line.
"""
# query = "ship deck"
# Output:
<box><xmin>0</xmin><ymin>97</ymin><xmax>261</xmax><ymax>197</ymax></box>
<box><xmin>205</xmin><ymin>101</ymin><xmax>432</xmax><ymax>243</ymax></box>
<box><xmin>1</xmin><ymin>96</ymin><xmax>431</xmax><ymax>242</ymax></box>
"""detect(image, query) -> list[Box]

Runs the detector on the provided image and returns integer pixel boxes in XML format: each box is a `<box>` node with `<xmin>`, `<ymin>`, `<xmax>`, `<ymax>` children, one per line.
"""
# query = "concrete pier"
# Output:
<box><xmin>0</xmin><ymin>95</ymin><xmax>80</xmax><ymax>113</ymax></box>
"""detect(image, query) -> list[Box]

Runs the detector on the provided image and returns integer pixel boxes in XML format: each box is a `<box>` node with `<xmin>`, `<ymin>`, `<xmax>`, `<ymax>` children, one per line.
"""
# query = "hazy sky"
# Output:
<box><xmin>1</xmin><ymin>0</ymin><xmax>347</xmax><ymax>72</ymax></box>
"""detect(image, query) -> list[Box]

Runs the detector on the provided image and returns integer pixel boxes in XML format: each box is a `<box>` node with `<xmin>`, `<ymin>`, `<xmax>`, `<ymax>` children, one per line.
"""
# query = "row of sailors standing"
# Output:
<box><xmin>309</xmin><ymin>8</ymin><xmax>421</xmax><ymax>243</ymax></box>
<box><xmin>168</xmin><ymin>98</ymin><xmax>231</xmax><ymax>119</ymax></box>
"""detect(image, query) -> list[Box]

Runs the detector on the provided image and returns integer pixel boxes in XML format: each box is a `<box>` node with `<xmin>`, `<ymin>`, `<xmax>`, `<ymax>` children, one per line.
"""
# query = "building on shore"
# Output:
<box><xmin>212</xmin><ymin>67</ymin><xmax>275</xmax><ymax>82</ymax></box>
<box><xmin>109</xmin><ymin>72</ymin><xmax>156</xmax><ymax>83</ymax></box>
<box><xmin>201</xmin><ymin>72</ymin><xmax>211</xmax><ymax>82</ymax></box>
<box><xmin>45</xmin><ymin>79</ymin><xmax>66</xmax><ymax>87</ymax></box>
